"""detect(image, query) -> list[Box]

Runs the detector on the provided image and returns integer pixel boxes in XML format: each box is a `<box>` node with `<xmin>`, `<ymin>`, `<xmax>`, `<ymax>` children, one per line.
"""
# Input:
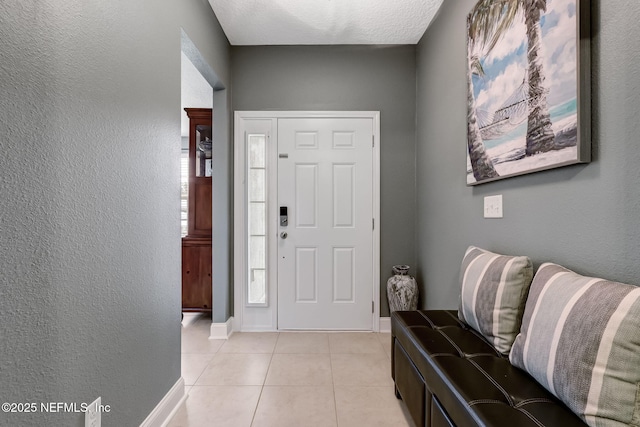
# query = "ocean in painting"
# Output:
<box><xmin>467</xmin><ymin>98</ymin><xmax>579</xmax><ymax>183</ymax></box>
<box><xmin>483</xmin><ymin>98</ymin><xmax>577</xmax><ymax>150</ymax></box>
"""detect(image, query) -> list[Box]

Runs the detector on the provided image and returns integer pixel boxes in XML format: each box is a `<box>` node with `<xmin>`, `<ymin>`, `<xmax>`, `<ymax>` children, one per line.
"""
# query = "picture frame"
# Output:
<box><xmin>466</xmin><ymin>0</ymin><xmax>590</xmax><ymax>185</ymax></box>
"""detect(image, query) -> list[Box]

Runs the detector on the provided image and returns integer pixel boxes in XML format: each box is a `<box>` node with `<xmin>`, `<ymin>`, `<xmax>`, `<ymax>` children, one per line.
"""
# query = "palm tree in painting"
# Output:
<box><xmin>467</xmin><ymin>49</ymin><xmax>499</xmax><ymax>181</ymax></box>
<box><xmin>522</xmin><ymin>0</ymin><xmax>556</xmax><ymax>156</ymax></box>
<box><xmin>466</xmin><ymin>1</ymin><xmax>510</xmax><ymax>181</ymax></box>
<box><xmin>469</xmin><ymin>0</ymin><xmax>556</xmax><ymax>160</ymax></box>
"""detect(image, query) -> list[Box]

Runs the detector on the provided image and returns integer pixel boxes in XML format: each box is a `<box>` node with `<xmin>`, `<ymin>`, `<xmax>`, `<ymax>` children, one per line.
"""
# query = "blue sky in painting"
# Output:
<box><xmin>471</xmin><ymin>0</ymin><xmax>577</xmax><ymax>116</ymax></box>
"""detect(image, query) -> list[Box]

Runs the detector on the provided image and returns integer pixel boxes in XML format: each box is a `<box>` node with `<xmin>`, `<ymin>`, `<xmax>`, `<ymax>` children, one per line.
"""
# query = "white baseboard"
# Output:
<box><xmin>210</xmin><ymin>317</ymin><xmax>234</xmax><ymax>339</ymax></box>
<box><xmin>139</xmin><ymin>377</ymin><xmax>186</xmax><ymax>427</ymax></box>
<box><xmin>379</xmin><ymin>317</ymin><xmax>391</xmax><ymax>333</ymax></box>
<box><xmin>226</xmin><ymin>316</ymin><xmax>387</xmax><ymax>334</ymax></box>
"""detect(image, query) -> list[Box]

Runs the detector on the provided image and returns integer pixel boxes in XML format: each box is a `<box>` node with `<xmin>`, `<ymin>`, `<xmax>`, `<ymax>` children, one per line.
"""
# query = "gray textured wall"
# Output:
<box><xmin>231</xmin><ymin>45</ymin><xmax>417</xmax><ymax>316</ymax></box>
<box><xmin>415</xmin><ymin>1</ymin><xmax>640</xmax><ymax>309</ymax></box>
<box><xmin>212</xmin><ymin>89</ymin><xmax>233</xmax><ymax>323</ymax></box>
<box><xmin>0</xmin><ymin>0</ymin><xmax>230</xmax><ymax>425</ymax></box>
<box><xmin>232</xmin><ymin>46</ymin><xmax>416</xmax><ymax>316</ymax></box>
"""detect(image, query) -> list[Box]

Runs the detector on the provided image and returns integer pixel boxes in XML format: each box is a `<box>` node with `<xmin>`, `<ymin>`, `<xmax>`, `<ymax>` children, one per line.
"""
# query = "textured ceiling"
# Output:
<box><xmin>208</xmin><ymin>0</ymin><xmax>444</xmax><ymax>45</ymax></box>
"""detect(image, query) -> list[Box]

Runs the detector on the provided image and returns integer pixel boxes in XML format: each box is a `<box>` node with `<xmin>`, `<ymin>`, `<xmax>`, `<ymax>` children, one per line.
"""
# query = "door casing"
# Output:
<box><xmin>233</xmin><ymin>111</ymin><xmax>381</xmax><ymax>332</ymax></box>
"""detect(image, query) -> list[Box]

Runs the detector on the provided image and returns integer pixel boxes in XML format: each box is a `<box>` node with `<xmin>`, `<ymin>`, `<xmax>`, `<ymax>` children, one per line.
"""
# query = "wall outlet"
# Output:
<box><xmin>85</xmin><ymin>397</ymin><xmax>101</xmax><ymax>427</ymax></box>
<box><xmin>484</xmin><ymin>195</ymin><xmax>503</xmax><ymax>218</ymax></box>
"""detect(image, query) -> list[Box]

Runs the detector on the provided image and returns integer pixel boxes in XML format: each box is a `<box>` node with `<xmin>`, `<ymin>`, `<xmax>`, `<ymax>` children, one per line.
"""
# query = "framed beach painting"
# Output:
<box><xmin>466</xmin><ymin>0</ymin><xmax>590</xmax><ymax>185</ymax></box>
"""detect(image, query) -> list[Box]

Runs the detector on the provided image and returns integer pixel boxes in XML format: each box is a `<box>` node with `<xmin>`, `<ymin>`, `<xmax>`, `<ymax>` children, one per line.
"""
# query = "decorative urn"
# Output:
<box><xmin>386</xmin><ymin>265</ymin><xmax>418</xmax><ymax>312</ymax></box>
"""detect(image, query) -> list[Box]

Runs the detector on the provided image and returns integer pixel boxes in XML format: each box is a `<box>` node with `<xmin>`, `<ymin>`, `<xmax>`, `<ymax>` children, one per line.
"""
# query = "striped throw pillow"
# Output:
<box><xmin>458</xmin><ymin>246</ymin><xmax>534</xmax><ymax>354</ymax></box>
<box><xmin>510</xmin><ymin>263</ymin><xmax>640</xmax><ymax>427</ymax></box>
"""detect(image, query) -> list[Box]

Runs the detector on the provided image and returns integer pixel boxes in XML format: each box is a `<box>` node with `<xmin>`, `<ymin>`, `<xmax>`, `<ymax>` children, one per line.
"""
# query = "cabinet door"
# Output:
<box><xmin>185</xmin><ymin>108</ymin><xmax>213</xmax><ymax>238</ymax></box>
<box><xmin>182</xmin><ymin>244</ymin><xmax>212</xmax><ymax>310</ymax></box>
<box><xmin>192</xmin><ymin>179</ymin><xmax>212</xmax><ymax>233</ymax></box>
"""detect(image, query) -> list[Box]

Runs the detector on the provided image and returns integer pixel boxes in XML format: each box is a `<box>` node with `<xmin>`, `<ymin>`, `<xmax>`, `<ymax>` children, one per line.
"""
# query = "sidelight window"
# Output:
<box><xmin>247</xmin><ymin>134</ymin><xmax>267</xmax><ymax>305</ymax></box>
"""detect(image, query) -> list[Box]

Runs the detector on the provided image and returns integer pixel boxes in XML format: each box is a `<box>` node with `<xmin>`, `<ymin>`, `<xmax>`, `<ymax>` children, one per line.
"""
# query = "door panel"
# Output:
<box><xmin>333</xmin><ymin>164</ymin><xmax>355</xmax><ymax>227</ymax></box>
<box><xmin>333</xmin><ymin>248</ymin><xmax>355</xmax><ymax>302</ymax></box>
<box><xmin>295</xmin><ymin>164</ymin><xmax>318</xmax><ymax>227</ymax></box>
<box><xmin>295</xmin><ymin>247</ymin><xmax>318</xmax><ymax>302</ymax></box>
<box><xmin>278</xmin><ymin>118</ymin><xmax>373</xmax><ymax>330</ymax></box>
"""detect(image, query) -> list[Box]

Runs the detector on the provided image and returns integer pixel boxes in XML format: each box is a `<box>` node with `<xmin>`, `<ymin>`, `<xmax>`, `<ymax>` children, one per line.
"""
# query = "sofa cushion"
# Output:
<box><xmin>458</xmin><ymin>246</ymin><xmax>534</xmax><ymax>354</ymax></box>
<box><xmin>510</xmin><ymin>263</ymin><xmax>640</xmax><ymax>427</ymax></box>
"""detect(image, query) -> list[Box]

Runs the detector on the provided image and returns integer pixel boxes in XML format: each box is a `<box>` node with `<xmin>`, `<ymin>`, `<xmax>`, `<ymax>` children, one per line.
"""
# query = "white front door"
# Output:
<box><xmin>277</xmin><ymin>118</ymin><xmax>374</xmax><ymax>330</ymax></box>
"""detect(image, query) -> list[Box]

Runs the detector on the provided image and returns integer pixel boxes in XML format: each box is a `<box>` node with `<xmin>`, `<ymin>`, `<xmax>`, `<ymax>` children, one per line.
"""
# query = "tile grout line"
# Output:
<box><xmin>329</xmin><ymin>336</ymin><xmax>340</xmax><ymax>427</ymax></box>
<box><xmin>186</xmin><ymin>353</ymin><xmax>217</xmax><ymax>387</ymax></box>
<box><xmin>181</xmin><ymin>315</ymin><xmax>217</xmax><ymax>388</ymax></box>
<box><xmin>249</xmin><ymin>332</ymin><xmax>279</xmax><ymax>427</ymax></box>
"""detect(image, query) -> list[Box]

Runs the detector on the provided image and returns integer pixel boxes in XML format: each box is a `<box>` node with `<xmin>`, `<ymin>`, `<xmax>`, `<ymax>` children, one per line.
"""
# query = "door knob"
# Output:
<box><xmin>280</xmin><ymin>232</ymin><xmax>288</xmax><ymax>239</ymax></box>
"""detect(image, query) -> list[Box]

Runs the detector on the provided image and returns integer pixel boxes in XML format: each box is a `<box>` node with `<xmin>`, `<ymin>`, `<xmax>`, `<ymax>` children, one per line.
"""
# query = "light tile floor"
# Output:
<box><xmin>168</xmin><ymin>313</ymin><xmax>414</xmax><ymax>427</ymax></box>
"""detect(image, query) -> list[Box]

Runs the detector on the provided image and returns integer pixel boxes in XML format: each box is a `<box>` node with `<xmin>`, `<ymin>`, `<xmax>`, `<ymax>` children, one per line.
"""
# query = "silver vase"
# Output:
<box><xmin>386</xmin><ymin>265</ymin><xmax>418</xmax><ymax>312</ymax></box>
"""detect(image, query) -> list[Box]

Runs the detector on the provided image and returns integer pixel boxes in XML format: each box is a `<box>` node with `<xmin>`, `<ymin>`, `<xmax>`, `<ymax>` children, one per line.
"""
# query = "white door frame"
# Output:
<box><xmin>233</xmin><ymin>111</ymin><xmax>381</xmax><ymax>332</ymax></box>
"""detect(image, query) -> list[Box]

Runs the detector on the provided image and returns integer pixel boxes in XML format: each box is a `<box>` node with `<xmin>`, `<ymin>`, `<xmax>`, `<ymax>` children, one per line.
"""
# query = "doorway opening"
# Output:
<box><xmin>180</xmin><ymin>30</ymin><xmax>232</xmax><ymax>336</ymax></box>
<box><xmin>181</xmin><ymin>49</ymin><xmax>213</xmax><ymax>317</ymax></box>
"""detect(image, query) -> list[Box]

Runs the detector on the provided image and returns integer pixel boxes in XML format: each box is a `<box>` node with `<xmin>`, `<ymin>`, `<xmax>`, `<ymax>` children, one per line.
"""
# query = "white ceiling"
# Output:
<box><xmin>208</xmin><ymin>0</ymin><xmax>444</xmax><ymax>45</ymax></box>
<box><xmin>181</xmin><ymin>1</ymin><xmax>445</xmax><ymax>136</ymax></box>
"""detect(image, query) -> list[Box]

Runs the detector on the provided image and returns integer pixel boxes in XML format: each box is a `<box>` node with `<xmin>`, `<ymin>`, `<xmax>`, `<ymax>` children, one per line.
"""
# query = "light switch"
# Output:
<box><xmin>484</xmin><ymin>195</ymin><xmax>503</xmax><ymax>218</ymax></box>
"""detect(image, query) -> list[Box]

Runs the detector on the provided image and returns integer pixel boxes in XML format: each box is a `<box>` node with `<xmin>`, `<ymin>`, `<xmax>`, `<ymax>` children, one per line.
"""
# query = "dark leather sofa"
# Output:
<box><xmin>391</xmin><ymin>310</ymin><xmax>588</xmax><ymax>427</ymax></box>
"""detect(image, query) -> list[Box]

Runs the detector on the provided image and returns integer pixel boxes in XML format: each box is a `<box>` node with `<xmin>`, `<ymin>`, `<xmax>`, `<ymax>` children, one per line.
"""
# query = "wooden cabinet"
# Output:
<box><xmin>182</xmin><ymin>239</ymin><xmax>212</xmax><ymax>311</ymax></box>
<box><xmin>182</xmin><ymin>108</ymin><xmax>212</xmax><ymax>312</ymax></box>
